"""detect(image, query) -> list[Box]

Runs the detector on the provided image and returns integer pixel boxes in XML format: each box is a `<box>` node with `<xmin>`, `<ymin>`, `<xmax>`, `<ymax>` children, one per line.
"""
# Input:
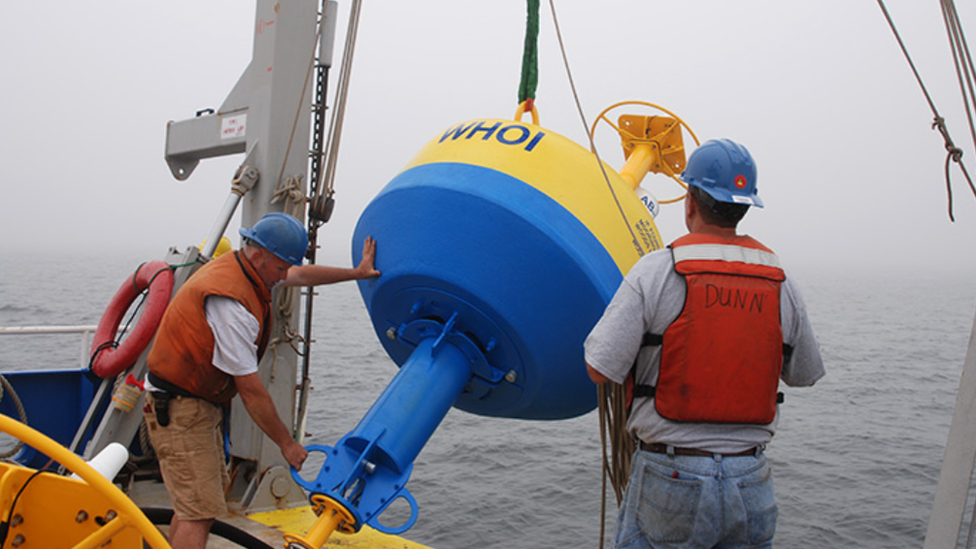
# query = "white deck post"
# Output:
<box><xmin>925</xmin><ymin>310</ymin><xmax>976</xmax><ymax>548</ymax></box>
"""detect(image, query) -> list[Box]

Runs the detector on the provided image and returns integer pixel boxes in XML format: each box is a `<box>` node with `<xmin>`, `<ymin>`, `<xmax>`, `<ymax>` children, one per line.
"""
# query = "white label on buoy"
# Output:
<box><xmin>635</xmin><ymin>187</ymin><xmax>660</xmax><ymax>218</ymax></box>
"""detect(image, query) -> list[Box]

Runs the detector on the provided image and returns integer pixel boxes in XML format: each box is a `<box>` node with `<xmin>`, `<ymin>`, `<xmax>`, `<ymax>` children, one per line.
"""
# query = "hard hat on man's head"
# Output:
<box><xmin>239</xmin><ymin>213</ymin><xmax>308</xmax><ymax>266</ymax></box>
<box><xmin>679</xmin><ymin>139</ymin><xmax>763</xmax><ymax>208</ymax></box>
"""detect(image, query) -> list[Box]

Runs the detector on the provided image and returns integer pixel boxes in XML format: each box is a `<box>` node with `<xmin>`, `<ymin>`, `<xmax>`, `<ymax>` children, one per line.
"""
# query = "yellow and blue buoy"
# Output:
<box><xmin>292</xmin><ymin>117</ymin><xmax>665</xmax><ymax>538</ymax></box>
<box><xmin>354</xmin><ymin>118</ymin><xmax>661</xmax><ymax>421</ymax></box>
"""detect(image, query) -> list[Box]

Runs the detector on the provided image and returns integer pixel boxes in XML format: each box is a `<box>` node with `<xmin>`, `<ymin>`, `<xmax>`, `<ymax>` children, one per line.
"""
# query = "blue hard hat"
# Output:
<box><xmin>239</xmin><ymin>213</ymin><xmax>308</xmax><ymax>266</ymax></box>
<box><xmin>679</xmin><ymin>139</ymin><xmax>763</xmax><ymax>208</ymax></box>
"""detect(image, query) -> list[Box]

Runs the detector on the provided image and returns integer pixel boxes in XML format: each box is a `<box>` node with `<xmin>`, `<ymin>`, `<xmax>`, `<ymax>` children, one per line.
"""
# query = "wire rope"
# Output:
<box><xmin>321</xmin><ymin>0</ymin><xmax>364</xmax><ymax>199</ymax></box>
<box><xmin>544</xmin><ymin>0</ymin><xmax>646</xmax><ymax>259</ymax></box>
<box><xmin>540</xmin><ymin>2</ymin><xmax>644</xmax><ymax>546</ymax></box>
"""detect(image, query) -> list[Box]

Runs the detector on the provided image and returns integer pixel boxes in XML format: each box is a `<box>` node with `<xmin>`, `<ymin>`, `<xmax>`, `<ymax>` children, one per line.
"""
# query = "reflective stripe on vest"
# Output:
<box><xmin>672</xmin><ymin>242</ymin><xmax>781</xmax><ymax>269</ymax></box>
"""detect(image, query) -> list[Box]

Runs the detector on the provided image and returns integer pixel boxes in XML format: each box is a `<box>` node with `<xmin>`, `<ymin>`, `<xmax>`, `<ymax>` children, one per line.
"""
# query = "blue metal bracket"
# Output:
<box><xmin>294</xmin><ymin>336</ymin><xmax>475</xmax><ymax>535</ymax></box>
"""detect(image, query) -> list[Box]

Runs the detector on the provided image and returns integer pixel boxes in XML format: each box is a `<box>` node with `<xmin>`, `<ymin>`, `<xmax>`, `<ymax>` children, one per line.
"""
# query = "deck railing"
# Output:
<box><xmin>0</xmin><ymin>325</ymin><xmax>101</xmax><ymax>370</ymax></box>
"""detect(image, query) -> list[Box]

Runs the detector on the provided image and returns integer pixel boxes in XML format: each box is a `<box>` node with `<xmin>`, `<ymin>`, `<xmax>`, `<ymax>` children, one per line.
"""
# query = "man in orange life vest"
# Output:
<box><xmin>143</xmin><ymin>212</ymin><xmax>381</xmax><ymax>549</ymax></box>
<box><xmin>584</xmin><ymin>139</ymin><xmax>824</xmax><ymax>549</ymax></box>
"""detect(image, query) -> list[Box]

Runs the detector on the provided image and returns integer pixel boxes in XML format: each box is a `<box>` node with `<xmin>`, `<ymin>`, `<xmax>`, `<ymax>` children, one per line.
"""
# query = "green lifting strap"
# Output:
<box><xmin>518</xmin><ymin>0</ymin><xmax>540</xmax><ymax>105</ymax></box>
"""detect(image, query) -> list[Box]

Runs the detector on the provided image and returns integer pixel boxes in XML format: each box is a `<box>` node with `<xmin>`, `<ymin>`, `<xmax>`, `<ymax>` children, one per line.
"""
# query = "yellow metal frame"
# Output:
<box><xmin>283</xmin><ymin>494</ymin><xmax>357</xmax><ymax>548</ymax></box>
<box><xmin>0</xmin><ymin>414</ymin><xmax>171</xmax><ymax>548</ymax></box>
<box><xmin>590</xmin><ymin>100</ymin><xmax>700</xmax><ymax>204</ymax></box>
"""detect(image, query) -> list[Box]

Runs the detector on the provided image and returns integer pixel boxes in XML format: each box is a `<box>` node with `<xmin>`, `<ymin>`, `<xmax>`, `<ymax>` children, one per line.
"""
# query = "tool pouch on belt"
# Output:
<box><xmin>153</xmin><ymin>392</ymin><xmax>171</xmax><ymax>427</ymax></box>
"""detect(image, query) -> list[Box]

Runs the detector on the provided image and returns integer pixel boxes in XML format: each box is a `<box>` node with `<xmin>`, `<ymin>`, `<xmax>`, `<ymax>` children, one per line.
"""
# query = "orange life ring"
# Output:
<box><xmin>90</xmin><ymin>260</ymin><xmax>174</xmax><ymax>378</ymax></box>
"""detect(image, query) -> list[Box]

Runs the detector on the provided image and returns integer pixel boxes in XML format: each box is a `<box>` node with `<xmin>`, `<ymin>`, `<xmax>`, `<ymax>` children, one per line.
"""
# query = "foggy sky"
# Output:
<box><xmin>2</xmin><ymin>1</ymin><xmax>974</xmax><ymax>277</ymax></box>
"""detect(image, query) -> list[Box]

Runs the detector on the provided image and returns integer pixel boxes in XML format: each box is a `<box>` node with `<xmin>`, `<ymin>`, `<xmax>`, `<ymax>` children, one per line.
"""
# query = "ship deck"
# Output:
<box><xmin>127</xmin><ymin>478</ymin><xmax>430</xmax><ymax>548</ymax></box>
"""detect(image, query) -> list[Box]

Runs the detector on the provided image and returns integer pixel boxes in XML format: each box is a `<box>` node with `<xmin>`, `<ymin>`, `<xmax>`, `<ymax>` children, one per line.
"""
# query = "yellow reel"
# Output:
<box><xmin>590</xmin><ymin>100</ymin><xmax>700</xmax><ymax>204</ymax></box>
<box><xmin>0</xmin><ymin>414</ymin><xmax>170</xmax><ymax>548</ymax></box>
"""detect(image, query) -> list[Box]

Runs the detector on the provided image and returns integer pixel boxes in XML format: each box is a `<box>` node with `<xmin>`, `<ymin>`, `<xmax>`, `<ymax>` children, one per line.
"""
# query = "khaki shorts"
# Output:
<box><xmin>144</xmin><ymin>393</ymin><xmax>230</xmax><ymax>521</ymax></box>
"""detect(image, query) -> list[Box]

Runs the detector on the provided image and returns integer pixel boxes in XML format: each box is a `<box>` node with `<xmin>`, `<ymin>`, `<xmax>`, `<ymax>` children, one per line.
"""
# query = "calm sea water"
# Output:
<box><xmin>1</xmin><ymin>251</ymin><xmax>975</xmax><ymax>548</ymax></box>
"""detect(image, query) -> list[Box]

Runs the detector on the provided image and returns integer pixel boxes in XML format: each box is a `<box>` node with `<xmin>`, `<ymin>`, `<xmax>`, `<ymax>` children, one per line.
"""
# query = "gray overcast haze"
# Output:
<box><xmin>2</xmin><ymin>1</ymin><xmax>975</xmax><ymax>277</ymax></box>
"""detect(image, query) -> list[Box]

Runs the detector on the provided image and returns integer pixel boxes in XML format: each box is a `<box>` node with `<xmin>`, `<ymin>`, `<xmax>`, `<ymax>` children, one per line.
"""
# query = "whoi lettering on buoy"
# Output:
<box><xmin>439</xmin><ymin>120</ymin><xmax>545</xmax><ymax>152</ymax></box>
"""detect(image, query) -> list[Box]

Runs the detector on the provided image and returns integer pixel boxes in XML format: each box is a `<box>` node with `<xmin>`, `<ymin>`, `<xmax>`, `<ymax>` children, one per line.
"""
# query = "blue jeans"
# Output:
<box><xmin>614</xmin><ymin>448</ymin><xmax>777</xmax><ymax>549</ymax></box>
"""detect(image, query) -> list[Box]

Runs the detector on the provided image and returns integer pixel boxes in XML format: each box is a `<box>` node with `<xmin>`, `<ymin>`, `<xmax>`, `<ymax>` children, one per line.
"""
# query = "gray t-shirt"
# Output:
<box><xmin>584</xmin><ymin>244</ymin><xmax>825</xmax><ymax>453</ymax></box>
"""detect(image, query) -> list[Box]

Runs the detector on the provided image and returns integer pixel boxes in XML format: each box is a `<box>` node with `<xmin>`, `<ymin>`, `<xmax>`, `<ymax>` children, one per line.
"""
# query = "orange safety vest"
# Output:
<box><xmin>147</xmin><ymin>251</ymin><xmax>272</xmax><ymax>404</ymax></box>
<box><xmin>641</xmin><ymin>233</ymin><xmax>786</xmax><ymax>424</ymax></box>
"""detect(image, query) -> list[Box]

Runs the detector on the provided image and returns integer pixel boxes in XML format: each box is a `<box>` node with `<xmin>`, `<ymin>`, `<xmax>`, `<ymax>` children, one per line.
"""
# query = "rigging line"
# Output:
<box><xmin>597</xmin><ymin>386</ymin><xmax>609</xmax><ymax>549</ymax></box>
<box><xmin>940</xmin><ymin>0</ymin><xmax>976</xmax><ymax>218</ymax></box>
<box><xmin>545</xmin><ymin>0</ymin><xmax>646</xmax><ymax>258</ymax></box>
<box><xmin>276</xmin><ymin>17</ymin><xmax>322</xmax><ymax>199</ymax></box>
<box><xmin>942</xmin><ymin>0</ymin><xmax>976</xmax><ymax>151</ymax></box>
<box><xmin>321</xmin><ymin>0</ymin><xmax>363</xmax><ymax>198</ymax></box>
<box><xmin>942</xmin><ymin>0</ymin><xmax>976</xmax><ymax>210</ymax></box>
<box><xmin>877</xmin><ymin>0</ymin><xmax>976</xmax><ymax>220</ymax></box>
<box><xmin>876</xmin><ymin>0</ymin><xmax>939</xmax><ymax>114</ymax></box>
<box><xmin>945</xmin><ymin>154</ymin><xmax>976</xmax><ymax>221</ymax></box>
<box><xmin>545</xmin><ymin>0</ymin><xmax>646</xmax><ymax>532</ymax></box>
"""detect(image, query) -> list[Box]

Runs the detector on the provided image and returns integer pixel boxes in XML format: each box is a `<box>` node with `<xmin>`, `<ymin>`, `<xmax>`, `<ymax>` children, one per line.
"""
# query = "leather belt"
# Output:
<box><xmin>640</xmin><ymin>441</ymin><xmax>760</xmax><ymax>457</ymax></box>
